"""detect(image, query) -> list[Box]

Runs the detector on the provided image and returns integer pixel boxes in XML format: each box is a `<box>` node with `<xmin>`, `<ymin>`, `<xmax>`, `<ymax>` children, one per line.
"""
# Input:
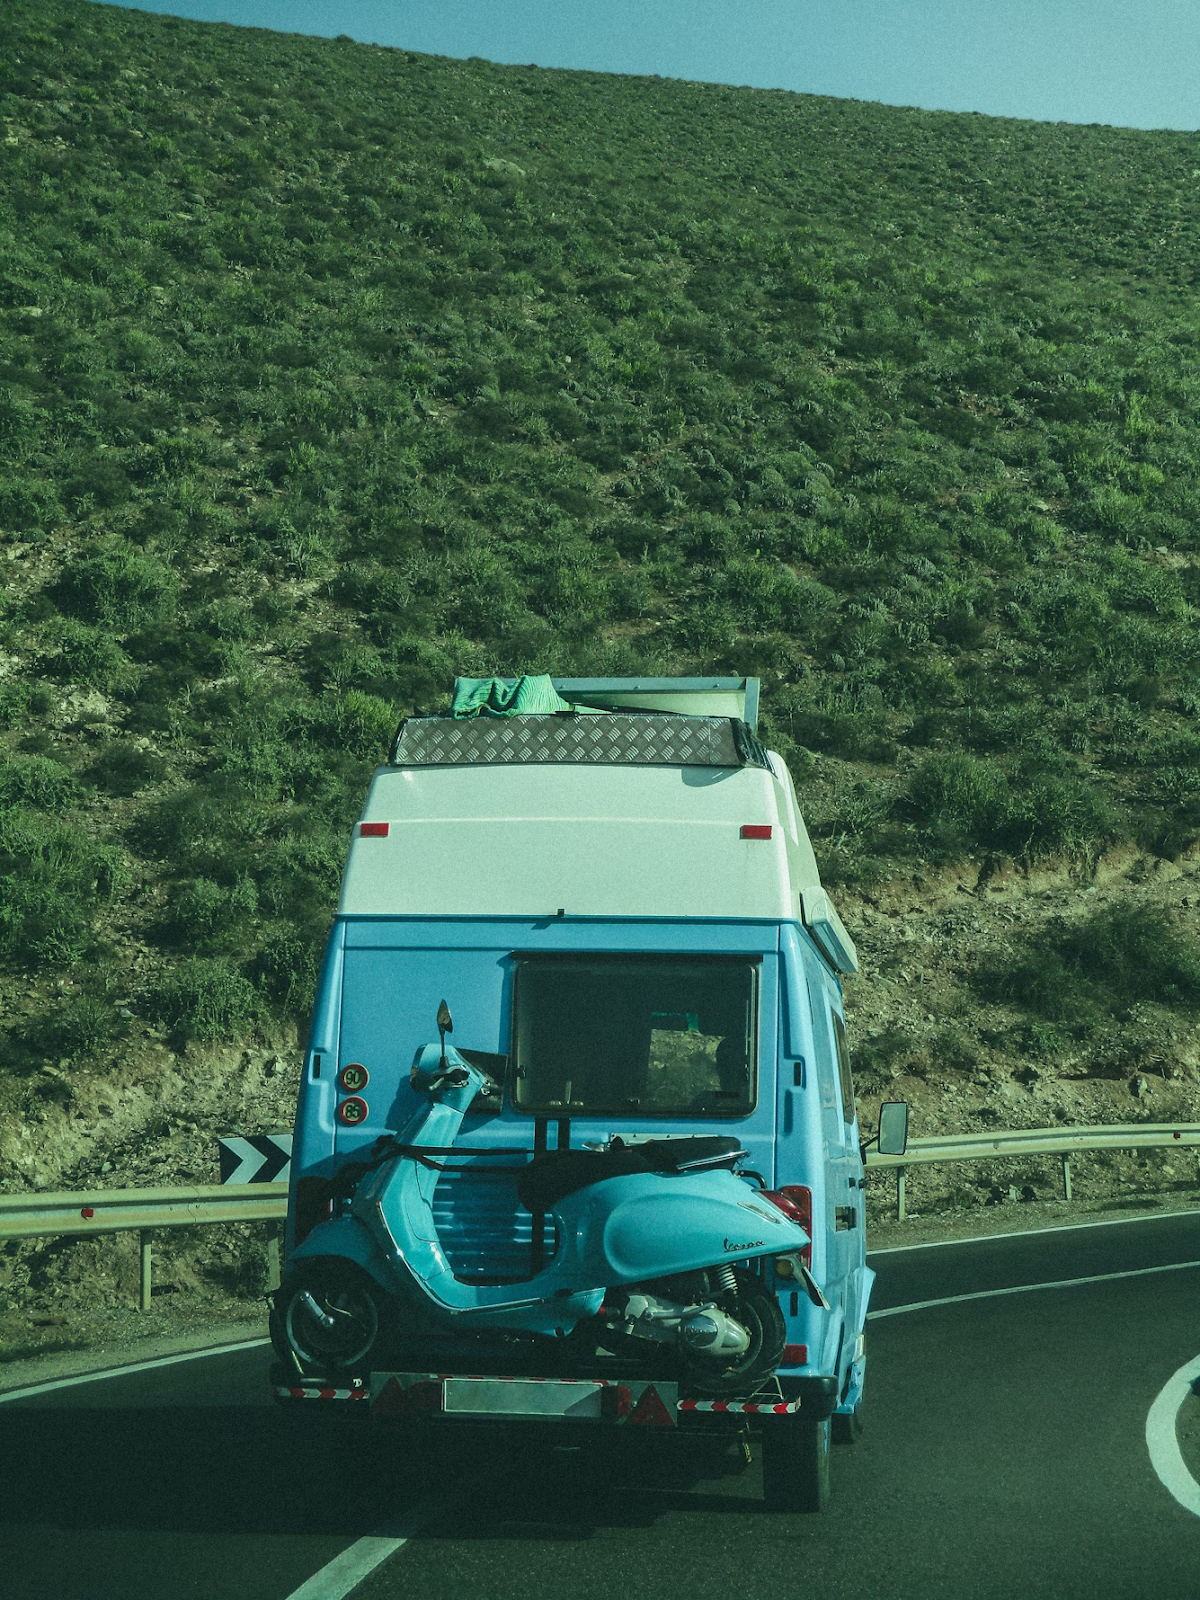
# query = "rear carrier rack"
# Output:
<box><xmin>274</xmin><ymin>1372</ymin><xmax>803</xmax><ymax>1422</ymax></box>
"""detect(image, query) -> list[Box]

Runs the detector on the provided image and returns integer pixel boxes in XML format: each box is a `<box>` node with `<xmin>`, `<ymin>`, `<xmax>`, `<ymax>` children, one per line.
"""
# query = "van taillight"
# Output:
<box><xmin>761</xmin><ymin>1185</ymin><xmax>813</xmax><ymax>1268</ymax></box>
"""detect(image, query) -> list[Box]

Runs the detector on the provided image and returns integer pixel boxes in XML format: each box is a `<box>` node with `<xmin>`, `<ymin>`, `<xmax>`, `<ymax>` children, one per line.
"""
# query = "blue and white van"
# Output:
<box><xmin>277</xmin><ymin>676</ymin><xmax>879</xmax><ymax>1509</ymax></box>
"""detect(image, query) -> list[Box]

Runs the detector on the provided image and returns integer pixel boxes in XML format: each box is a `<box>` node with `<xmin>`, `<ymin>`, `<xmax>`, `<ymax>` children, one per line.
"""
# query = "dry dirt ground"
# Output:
<box><xmin>3</xmin><ymin>845</ymin><xmax>1200</xmax><ymax>1372</ymax></box>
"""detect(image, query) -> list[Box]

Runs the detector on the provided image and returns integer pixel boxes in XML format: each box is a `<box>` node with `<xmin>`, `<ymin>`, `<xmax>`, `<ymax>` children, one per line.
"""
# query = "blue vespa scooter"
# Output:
<box><xmin>273</xmin><ymin>1005</ymin><xmax>818</xmax><ymax>1397</ymax></box>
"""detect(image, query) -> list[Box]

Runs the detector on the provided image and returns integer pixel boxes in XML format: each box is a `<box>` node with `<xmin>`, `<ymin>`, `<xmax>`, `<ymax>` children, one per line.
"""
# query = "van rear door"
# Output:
<box><xmin>804</xmin><ymin>956</ymin><xmax>865</xmax><ymax>1370</ymax></box>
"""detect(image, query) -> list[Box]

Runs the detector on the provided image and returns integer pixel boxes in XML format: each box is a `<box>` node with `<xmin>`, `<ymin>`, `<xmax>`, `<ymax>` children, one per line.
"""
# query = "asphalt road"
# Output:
<box><xmin>2</xmin><ymin>1211</ymin><xmax>1199</xmax><ymax>1600</ymax></box>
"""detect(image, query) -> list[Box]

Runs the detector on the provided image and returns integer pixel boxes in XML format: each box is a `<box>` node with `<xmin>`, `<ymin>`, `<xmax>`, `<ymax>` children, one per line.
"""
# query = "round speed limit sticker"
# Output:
<box><xmin>336</xmin><ymin>1095</ymin><xmax>369</xmax><ymax>1126</ymax></box>
<box><xmin>338</xmin><ymin>1062</ymin><xmax>369</xmax><ymax>1093</ymax></box>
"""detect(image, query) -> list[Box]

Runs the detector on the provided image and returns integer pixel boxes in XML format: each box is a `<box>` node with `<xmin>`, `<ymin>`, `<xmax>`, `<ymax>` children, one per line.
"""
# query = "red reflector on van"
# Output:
<box><xmin>740</xmin><ymin>824</ymin><xmax>772</xmax><ymax>839</ymax></box>
<box><xmin>359</xmin><ymin>822</ymin><xmax>389</xmax><ymax>837</ymax></box>
<box><xmin>783</xmin><ymin>1344</ymin><xmax>808</xmax><ymax>1366</ymax></box>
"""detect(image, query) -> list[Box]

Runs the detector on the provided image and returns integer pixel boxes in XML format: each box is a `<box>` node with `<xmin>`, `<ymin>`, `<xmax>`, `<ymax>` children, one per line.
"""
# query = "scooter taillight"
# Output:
<box><xmin>761</xmin><ymin>1186</ymin><xmax>813</xmax><ymax>1268</ymax></box>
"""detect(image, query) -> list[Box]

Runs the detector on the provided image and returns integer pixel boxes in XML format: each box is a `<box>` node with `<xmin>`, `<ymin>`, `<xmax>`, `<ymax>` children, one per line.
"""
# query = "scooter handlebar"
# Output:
<box><xmin>409</xmin><ymin>1042</ymin><xmax>487</xmax><ymax>1105</ymax></box>
<box><xmin>431</xmin><ymin>1066</ymin><xmax>470</xmax><ymax>1089</ymax></box>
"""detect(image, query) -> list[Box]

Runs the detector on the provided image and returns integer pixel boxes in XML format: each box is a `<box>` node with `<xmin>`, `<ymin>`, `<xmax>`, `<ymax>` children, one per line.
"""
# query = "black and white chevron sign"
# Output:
<box><xmin>218</xmin><ymin>1134</ymin><xmax>292</xmax><ymax>1185</ymax></box>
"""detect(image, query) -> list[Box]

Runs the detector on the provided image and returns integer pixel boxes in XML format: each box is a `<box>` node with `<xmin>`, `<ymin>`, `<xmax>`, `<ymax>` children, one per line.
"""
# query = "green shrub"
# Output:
<box><xmin>0</xmin><ymin>472</ymin><xmax>60</xmax><ymax>533</ymax></box>
<box><xmin>0</xmin><ymin>679</ymin><xmax>34</xmax><ymax>724</ymax></box>
<box><xmin>84</xmin><ymin>743</ymin><xmax>168</xmax><ymax>797</ymax></box>
<box><xmin>908</xmin><ymin>752</ymin><xmax>1010</xmax><ymax>849</ymax></box>
<box><xmin>15</xmin><ymin>994</ymin><xmax>122</xmax><ymax>1062</ymax></box>
<box><xmin>44</xmin><ymin>618</ymin><xmax>134</xmax><ymax>690</ymax></box>
<box><xmin>1007</xmin><ymin>772</ymin><xmax>1117</xmax><ymax>859</ymax></box>
<box><xmin>163</xmin><ymin>875</ymin><xmax>258</xmax><ymax>952</ymax></box>
<box><xmin>249</xmin><ymin>923</ymin><xmax>322</xmax><ymax>1011</ymax></box>
<box><xmin>908</xmin><ymin>753</ymin><xmax>1115</xmax><ymax>861</ymax></box>
<box><xmin>153</xmin><ymin>957</ymin><xmax>262</xmax><ymax>1040</ymax></box>
<box><xmin>0</xmin><ymin>810</ymin><xmax>127</xmax><ymax>968</ymax></box>
<box><xmin>136</xmin><ymin>780</ymin><xmax>270</xmax><ymax>873</ymax></box>
<box><xmin>317</xmin><ymin>690</ymin><xmax>397</xmax><ymax>760</ymax></box>
<box><xmin>983</xmin><ymin>905</ymin><xmax>1200</xmax><ymax>1027</ymax></box>
<box><xmin>51</xmin><ymin>542</ymin><xmax>178</xmax><ymax>629</ymax></box>
<box><xmin>0</xmin><ymin>755</ymin><xmax>78</xmax><ymax>813</ymax></box>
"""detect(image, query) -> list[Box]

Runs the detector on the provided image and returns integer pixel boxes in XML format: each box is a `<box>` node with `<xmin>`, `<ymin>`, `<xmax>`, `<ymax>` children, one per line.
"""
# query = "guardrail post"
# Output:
<box><xmin>1062</xmin><ymin>1154</ymin><xmax>1072</xmax><ymax>1202</ymax></box>
<box><xmin>139</xmin><ymin>1231</ymin><xmax>152</xmax><ymax>1312</ymax></box>
<box><xmin>897</xmin><ymin>1166</ymin><xmax>906</xmax><ymax>1223</ymax></box>
<box><xmin>266</xmin><ymin>1225</ymin><xmax>281</xmax><ymax>1293</ymax></box>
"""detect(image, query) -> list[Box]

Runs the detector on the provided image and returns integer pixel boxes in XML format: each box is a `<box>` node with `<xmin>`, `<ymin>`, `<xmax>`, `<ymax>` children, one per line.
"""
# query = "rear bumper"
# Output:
<box><xmin>778</xmin><ymin>1374</ymin><xmax>840</xmax><ymax>1418</ymax></box>
<box><xmin>272</xmin><ymin>1370</ymin><xmax>823</xmax><ymax>1423</ymax></box>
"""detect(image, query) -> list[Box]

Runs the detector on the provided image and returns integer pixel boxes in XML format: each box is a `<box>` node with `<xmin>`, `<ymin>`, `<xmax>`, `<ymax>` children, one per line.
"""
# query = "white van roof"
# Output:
<box><xmin>338</xmin><ymin>712</ymin><xmax>857</xmax><ymax>974</ymax></box>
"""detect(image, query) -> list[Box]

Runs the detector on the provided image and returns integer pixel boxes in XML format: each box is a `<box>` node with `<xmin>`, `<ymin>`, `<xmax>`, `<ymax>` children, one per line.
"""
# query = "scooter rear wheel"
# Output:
<box><xmin>680</xmin><ymin>1268</ymin><xmax>786</xmax><ymax>1399</ymax></box>
<box><xmin>272</xmin><ymin>1259</ymin><xmax>393</xmax><ymax>1378</ymax></box>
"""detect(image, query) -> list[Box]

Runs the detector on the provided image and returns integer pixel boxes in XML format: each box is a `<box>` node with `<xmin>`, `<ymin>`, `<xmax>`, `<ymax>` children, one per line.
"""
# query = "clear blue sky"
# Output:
<box><xmin>104</xmin><ymin>0</ymin><xmax>1200</xmax><ymax>130</ymax></box>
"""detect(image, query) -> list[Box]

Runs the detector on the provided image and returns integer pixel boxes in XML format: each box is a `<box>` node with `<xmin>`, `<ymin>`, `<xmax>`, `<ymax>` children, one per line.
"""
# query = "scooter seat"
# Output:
<box><xmin>633</xmin><ymin>1135</ymin><xmax>746</xmax><ymax>1173</ymax></box>
<box><xmin>516</xmin><ymin>1136</ymin><xmax>745</xmax><ymax>1214</ymax></box>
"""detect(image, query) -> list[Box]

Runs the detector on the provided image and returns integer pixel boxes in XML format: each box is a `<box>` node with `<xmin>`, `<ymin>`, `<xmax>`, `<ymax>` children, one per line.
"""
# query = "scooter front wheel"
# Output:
<box><xmin>272</xmin><ymin>1259</ymin><xmax>394</xmax><ymax>1378</ymax></box>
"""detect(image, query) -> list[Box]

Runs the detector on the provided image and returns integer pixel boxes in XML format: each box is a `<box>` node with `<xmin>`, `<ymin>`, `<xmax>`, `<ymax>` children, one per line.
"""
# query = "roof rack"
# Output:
<box><xmin>451</xmin><ymin>677</ymin><xmax>760</xmax><ymax>730</ymax></box>
<box><xmin>391</xmin><ymin>713</ymin><xmax>771</xmax><ymax>771</ymax></box>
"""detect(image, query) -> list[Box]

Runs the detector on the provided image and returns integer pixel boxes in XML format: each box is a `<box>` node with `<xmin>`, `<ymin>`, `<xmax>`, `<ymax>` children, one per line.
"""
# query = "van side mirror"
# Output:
<box><xmin>878</xmin><ymin>1100</ymin><xmax>909</xmax><ymax>1157</ymax></box>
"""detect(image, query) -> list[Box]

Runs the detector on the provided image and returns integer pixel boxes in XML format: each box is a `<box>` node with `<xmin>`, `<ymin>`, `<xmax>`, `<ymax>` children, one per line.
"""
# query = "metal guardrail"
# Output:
<box><xmin>864</xmin><ymin>1121</ymin><xmax>1200</xmax><ymax>1220</ymax></box>
<box><xmin>0</xmin><ymin>1183</ymin><xmax>287</xmax><ymax>1312</ymax></box>
<box><xmin>4</xmin><ymin>1120</ymin><xmax>1198</xmax><ymax>1309</ymax></box>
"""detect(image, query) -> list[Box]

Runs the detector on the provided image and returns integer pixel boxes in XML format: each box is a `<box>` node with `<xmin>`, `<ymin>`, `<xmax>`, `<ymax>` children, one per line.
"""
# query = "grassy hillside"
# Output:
<box><xmin>4</xmin><ymin>1</ymin><xmax>1200</xmax><ymax>1207</ymax></box>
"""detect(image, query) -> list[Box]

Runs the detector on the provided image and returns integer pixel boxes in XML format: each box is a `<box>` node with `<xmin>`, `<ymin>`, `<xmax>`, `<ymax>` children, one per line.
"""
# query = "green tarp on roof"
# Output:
<box><xmin>451</xmin><ymin>674</ymin><xmax>586</xmax><ymax>718</ymax></box>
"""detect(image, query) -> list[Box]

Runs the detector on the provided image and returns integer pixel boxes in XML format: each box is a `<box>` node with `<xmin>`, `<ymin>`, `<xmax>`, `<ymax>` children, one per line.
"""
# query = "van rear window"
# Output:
<box><xmin>511</xmin><ymin>954</ymin><xmax>758</xmax><ymax>1118</ymax></box>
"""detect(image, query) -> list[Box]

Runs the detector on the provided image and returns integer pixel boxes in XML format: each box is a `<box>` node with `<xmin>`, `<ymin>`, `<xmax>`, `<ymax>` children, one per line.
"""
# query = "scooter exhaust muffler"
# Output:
<box><xmin>678</xmin><ymin>1308</ymin><xmax>751</xmax><ymax>1357</ymax></box>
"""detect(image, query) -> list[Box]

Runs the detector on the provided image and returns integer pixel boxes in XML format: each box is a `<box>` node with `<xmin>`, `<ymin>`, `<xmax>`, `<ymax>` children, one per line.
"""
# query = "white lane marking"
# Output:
<box><xmin>1146</xmin><ymin>1353</ymin><xmax>1200</xmax><ymax>1518</ymax></box>
<box><xmin>868</xmin><ymin>1207</ymin><xmax>1200</xmax><ymax>1257</ymax></box>
<box><xmin>0</xmin><ymin>1337</ymin><xmax>271</xmax><ymax>1404</ymax></box>
<box><xmin>869</xmin><ymin>1258</ymin><xmax>1200</xmax><ymax>1318</ymax></box>
<box><xmin>282</xmin><ymin>1502</ymin><xmax>439</xmax><ymax>1600</ymax></box>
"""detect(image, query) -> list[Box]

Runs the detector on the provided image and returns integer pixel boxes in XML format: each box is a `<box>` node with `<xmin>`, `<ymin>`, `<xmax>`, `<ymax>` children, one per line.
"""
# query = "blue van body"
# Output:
<box><xmin>283</xmin><ymin>677</ymin><xmax>872</xmax><ymax>1421</ymax></box>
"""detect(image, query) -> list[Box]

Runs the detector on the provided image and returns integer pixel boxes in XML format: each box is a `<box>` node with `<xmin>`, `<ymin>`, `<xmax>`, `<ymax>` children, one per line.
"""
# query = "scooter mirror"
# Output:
<box><xmin>878</xmin><ymin>1100</ymin><xmax>909</xmax><ymax>1157</ymax></box>
<box><xmin>436</xmin><ymin>1000</ymin><xmax>453</xmax><ymax>1035</ymax></box>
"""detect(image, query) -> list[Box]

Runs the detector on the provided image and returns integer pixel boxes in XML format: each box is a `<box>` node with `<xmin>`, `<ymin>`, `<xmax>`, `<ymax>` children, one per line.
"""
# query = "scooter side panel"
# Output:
<box><xmin>557</xmin><ymin>1169</ymin><xmax>810</xmax><ymax>1283</ymax></box>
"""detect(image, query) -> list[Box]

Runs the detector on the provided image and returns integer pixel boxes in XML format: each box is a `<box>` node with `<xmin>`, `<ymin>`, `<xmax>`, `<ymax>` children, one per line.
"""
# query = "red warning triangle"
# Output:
<box><xmin>373</xmin><ymin>1376</ymin><xmax>406</xmax><ymax>1417</ymax></box>
<box><xmin>628</xmin><ymin>1384</ymin><xmax>675</xmax><ymax>1428</ymax></box>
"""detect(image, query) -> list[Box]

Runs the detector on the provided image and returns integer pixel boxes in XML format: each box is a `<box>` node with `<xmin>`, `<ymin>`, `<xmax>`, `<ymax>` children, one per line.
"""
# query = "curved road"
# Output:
<box><xmin>2</xmin><ymin>1211</ymin><xmax>1199</xmax><ymax>1600</ymax></box>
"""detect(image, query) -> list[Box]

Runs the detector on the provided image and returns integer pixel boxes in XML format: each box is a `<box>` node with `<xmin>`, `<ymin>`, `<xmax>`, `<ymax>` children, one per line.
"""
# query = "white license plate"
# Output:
<box><xmin>442</xmin><ymin>1378</ymin><xmax>606</xmax><ymax>1418</ymax></box>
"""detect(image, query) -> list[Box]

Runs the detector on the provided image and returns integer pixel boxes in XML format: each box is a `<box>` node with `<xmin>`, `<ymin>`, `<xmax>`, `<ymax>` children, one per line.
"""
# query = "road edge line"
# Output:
<box><xmin>1146</xmin><ymin>1352</ymin><xmax>1200</xmax><ymax>1519</ymax></box>
<box><xmin>282</xmin><ymin>1501</ymin><xmax>440</xmax><ymax>1600</ymax></box>
<box><xmin>867</xmin><ymin>1207</ymin><xmax>1200</xmax><ymax>1257</ymax></box>
<box><xmin>0</xmin><ymin>1336</ymin><xmax>271</xmax><ymax>1403</ymax></box>
<box><xmin>868</xmin><ymin>1257</ymin><xmax>1200</xmax><ymax>1318</ymax></box>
